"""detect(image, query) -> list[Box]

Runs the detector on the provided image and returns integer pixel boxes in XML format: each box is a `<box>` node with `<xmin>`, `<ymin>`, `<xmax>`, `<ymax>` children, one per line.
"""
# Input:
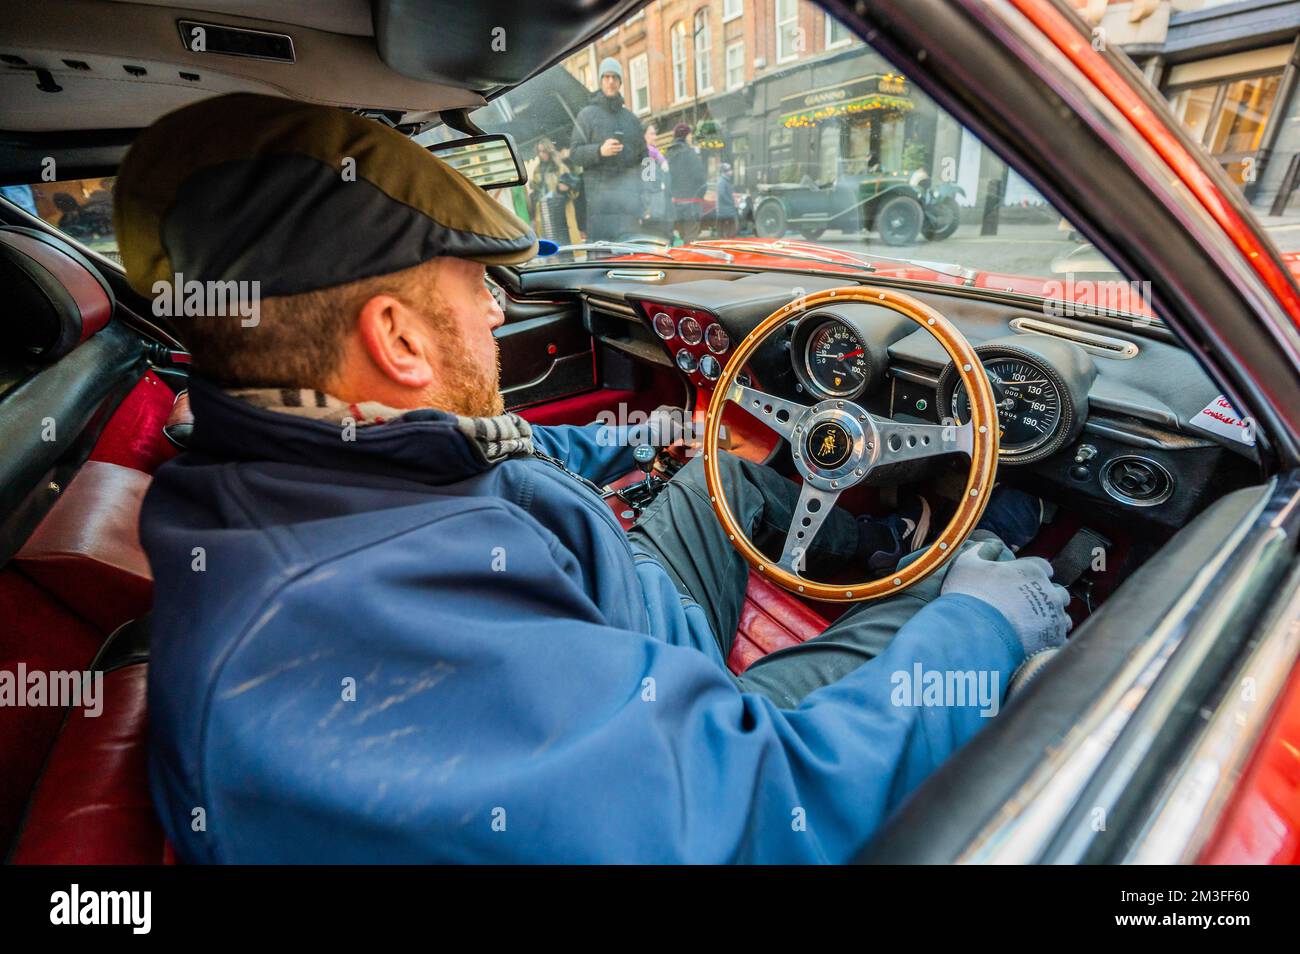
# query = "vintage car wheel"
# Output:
<box><xmin>753</xmin><ymin>199</ymin><xmax>787</xmax><ymax>238</ymax></box>
<box><xmin>799</xmin><ymin>228</ymin><xmax>826</xmax><ymax>241</ymax></box>
<box><xmin>875</xmin><ymin>194</ymin><xmax>923</xmax><ymax>245</ymax></box>
<box><xmin>922</xmin><ymin>197</ymin><xmax>961</xmax><ymax>241</ymax></box>
<box><xmin>702</xmin><ymin>286</ymin><xmax>999</xmax><ymax>602</ymax></box>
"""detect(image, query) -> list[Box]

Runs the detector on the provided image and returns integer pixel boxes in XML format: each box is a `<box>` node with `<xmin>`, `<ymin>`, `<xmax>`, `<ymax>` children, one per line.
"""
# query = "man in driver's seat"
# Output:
<box><xmin>124</xmin><ymin>95</ymin><xmax>1069</xmax><ymax>864</ymax></box>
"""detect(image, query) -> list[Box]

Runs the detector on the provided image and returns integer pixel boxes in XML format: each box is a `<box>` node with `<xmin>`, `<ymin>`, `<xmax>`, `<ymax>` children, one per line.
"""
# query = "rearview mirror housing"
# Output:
<box><xmin>425</xmin><ymin>134</ymin><xmax>527</xmax><ymax>190</ymax></box>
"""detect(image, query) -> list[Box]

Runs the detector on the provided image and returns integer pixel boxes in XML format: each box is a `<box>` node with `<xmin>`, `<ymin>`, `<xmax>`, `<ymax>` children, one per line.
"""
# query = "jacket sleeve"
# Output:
<box><xmin>530</xmin><ymin>420</ymin><xmax>638</xmax><ymax>486</ymax></box>
<box><xmin>569</xmin><ymin>111</ymin><xmax>604</xmax><ymax>169</ymax></box>
<box><xmin>199</xmin><ymin>504</ymin><xmax>1023</xmax><ymax>863</ymax></box>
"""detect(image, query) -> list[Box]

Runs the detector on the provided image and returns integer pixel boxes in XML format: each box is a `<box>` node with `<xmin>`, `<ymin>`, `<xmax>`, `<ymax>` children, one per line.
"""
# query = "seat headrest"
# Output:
<box><xmin>0</xmin><ymin>226</ymin><xmax>114</xmax><ymax>362</ymax></box>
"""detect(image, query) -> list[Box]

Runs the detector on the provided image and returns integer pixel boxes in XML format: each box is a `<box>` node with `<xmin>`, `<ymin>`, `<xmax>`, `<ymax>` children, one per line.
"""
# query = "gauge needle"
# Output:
<box><xmin>842</xmin><ymin>348</ymin><xmax>864</xmax><ymax>360</ymax></box>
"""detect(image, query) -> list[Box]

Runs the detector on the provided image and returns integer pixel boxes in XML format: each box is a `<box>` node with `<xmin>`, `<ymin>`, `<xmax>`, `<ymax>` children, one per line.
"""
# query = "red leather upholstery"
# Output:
<box><xmin>0</xmin><ymin>570</ymin><xmax>103</xmax><ymax>852</ymax></box>
<box><xmin>9</xmin><ymin>663</ymin><xmax>167</xmax><ymax>865</ymax></box>
<box><xmin>729</xmin><ymin>571</ymin><xmax>828</xmax><ymax>674</ymax></box>
<box><xmin>88</xmin><ymin>370</ymin><xmax>182</xmax><ymax>474</ymax></box>
<box><xmin>601</xmin><ymin>470</ymin><xmax>828</xmax><ymax>674</ymax></box>
<box><xmin>15</xmin><ymin>461</ymin><xmax>153</xmax><ymax>634</ymax></box>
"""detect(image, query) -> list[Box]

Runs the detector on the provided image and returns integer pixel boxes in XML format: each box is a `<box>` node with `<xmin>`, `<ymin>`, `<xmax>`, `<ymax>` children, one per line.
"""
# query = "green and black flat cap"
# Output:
<box><xmin>114</xmin><ymin>92</ymin><xmax>537</xmax><ymax>297</ymax></box>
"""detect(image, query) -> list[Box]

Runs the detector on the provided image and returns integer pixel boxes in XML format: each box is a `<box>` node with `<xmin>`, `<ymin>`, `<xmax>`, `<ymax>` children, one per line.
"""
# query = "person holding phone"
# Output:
<box><xmin>568</xmin><ymin>58</ymin><xmax>647</xmax><ymax>242</ymax></box>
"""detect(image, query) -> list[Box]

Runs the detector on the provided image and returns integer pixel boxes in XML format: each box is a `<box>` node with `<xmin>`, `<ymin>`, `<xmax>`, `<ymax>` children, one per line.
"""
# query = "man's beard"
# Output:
<box><xmin>433</xmin><ymin>334</ymin><xmax>505</xmax><ymax>419</ymax></box>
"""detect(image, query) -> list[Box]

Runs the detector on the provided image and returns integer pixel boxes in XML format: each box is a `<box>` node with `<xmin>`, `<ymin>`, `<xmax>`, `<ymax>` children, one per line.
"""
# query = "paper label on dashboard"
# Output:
<box><xmin>1189</xmin><ymin>395</ymin><xmax>1256</xmax><ymax>447</ymax></box>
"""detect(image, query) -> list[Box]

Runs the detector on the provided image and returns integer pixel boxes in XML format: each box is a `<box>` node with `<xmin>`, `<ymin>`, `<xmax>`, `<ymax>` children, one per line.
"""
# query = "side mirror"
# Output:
<box><xmin>426</xmin><ymin>134</ymin><xmax>527</xmax><ymax>190</ymax></box>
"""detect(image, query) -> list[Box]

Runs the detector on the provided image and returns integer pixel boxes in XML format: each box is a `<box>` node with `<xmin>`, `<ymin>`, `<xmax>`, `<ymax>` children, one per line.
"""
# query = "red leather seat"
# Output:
<box><xmin>15</xmin><ymin>461</ymin><xmax>153</xmax><ymax>633</ymax></box>
<box><xmin>729</xmin><ymin>571</ymin><xmax>829</xmax><ymax>673</ymax></box>
<box><xmin>9</xmin><ymin>618</ymin><xmax>168</xmax><ymax>864</ymax></box>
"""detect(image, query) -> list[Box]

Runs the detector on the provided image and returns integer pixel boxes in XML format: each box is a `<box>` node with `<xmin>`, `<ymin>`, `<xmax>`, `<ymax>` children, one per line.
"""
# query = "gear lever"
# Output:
<box><xmin>632</xmin><ymin>444</ymin><xmax>657</xmax><ymax>483</ymax></box>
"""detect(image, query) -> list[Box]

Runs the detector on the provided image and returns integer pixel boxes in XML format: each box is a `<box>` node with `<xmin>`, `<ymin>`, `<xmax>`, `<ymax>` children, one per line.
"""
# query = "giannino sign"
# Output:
<box><xmin>781</xmin><ymin>74</ymin><xmax>909</xmax><ymax>111</ymax></box>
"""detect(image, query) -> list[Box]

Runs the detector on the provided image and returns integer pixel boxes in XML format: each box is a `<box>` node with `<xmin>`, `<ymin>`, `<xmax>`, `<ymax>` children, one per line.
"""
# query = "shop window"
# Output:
<box><xmin>1167</xmin><ymin>71</ymin><xmax>1283</xmax><ymax>185</ymax></box>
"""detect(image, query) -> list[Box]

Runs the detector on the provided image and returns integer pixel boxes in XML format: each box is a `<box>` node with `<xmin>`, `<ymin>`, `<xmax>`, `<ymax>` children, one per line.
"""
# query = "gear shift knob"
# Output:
<box><xmin>633</xmin><ymin>444</ymin><xmax>656</xmax><ymax>478</ymax></box>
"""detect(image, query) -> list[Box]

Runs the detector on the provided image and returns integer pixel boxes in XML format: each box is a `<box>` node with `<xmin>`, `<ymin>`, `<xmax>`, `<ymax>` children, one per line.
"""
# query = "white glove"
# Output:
<box><xmin>940</xmin><ymin>537</ymin><xmax>1072</xmax><ymax>658</ymax></box>
<box><xmin>628</xmin><ymin>405</ymin><xmax>688</xmax><ymax>448</ymax></box>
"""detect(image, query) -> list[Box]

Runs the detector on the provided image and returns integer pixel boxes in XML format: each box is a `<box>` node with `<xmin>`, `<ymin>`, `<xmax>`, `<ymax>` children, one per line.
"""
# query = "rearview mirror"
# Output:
<box><xmin>426</xmin><ymin>134</ymin><xmax>526</xmax><ymax>189</ymax></box>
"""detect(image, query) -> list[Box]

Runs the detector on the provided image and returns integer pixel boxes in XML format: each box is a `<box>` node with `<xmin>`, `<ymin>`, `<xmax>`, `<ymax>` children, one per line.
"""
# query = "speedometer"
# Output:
<box><xmin>950</xmin><ymin>355</ymin><xmax>1063</xmax><ymax>457</ymax></box>
<box><xmin>804</xmin><ymin>320</ymin><xmax>870</xmax><ymax>398</ymax></box>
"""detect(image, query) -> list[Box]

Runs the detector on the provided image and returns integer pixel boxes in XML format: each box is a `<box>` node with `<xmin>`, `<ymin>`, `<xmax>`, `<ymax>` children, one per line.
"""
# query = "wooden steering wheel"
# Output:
<box><xmin>703</xmin><ymin>286</ymin><xmax>1000</xmax><ymax>602</ymax></box>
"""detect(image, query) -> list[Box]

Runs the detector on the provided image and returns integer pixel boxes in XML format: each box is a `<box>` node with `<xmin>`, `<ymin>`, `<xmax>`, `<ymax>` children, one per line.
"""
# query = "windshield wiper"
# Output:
<box><xmin>839</xmin><ymin>250</ymin><xmax>977</xmax><ymax>284</ymax></box>
<box><xmin>546</xmin><ymin>241</ymin><xmax>734</xmax><ymax>263</ymax></box>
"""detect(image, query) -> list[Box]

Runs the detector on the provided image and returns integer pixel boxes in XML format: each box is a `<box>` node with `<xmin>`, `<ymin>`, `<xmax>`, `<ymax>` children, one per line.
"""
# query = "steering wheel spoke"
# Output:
<box><xmin>726</xmin><ymin>382</ymin><xmax>808</xmax><ymax>443</ymax></box>
<box><xmin>776</xmin><ymin>482</ymin><xmax>841</xmax><ymax>575</ymax></box>
<box><xmin>870</xmin><ymin>415</ymin><xmax>973</xmax><ymax>467</ymax></box>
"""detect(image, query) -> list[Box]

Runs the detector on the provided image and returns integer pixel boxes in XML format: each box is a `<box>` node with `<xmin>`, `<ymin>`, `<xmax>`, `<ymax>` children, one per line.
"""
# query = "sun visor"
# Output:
<box><xmin>373</xmin><ymin>0</ymin><xmax>647</xmax><ymax>89</ymax></box>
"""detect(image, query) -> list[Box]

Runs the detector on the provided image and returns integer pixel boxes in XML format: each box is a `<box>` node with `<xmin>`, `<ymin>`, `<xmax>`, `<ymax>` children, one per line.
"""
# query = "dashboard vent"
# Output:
<box><xmin>1101</xmin><ymin>455</ymin><xmax>1173</xmax><ymax>507</ymax></box>
<box><xmin>1009</xmin><ymin>317</ymin><xmax>1139</xmax><ymax>359</ymax></box>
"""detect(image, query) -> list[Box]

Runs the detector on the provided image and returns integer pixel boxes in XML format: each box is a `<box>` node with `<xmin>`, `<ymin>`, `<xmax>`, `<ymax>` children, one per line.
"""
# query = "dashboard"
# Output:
<box><xmin>565</xmin><ymin>269</ymin><xmax>1261</xmax><ymax>528</ymax></box>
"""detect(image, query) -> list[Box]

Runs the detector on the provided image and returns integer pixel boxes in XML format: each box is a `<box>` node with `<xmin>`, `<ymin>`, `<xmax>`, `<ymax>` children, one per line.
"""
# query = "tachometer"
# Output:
<box><xmin>804</xmin><ymin>320</ymin><xmax>869</xmax><ymax>398</ymax></box>
<box><xmin>950</xmin><ymin>355</ymin><xmax>1063</xmax><ymax>457</ymax></box>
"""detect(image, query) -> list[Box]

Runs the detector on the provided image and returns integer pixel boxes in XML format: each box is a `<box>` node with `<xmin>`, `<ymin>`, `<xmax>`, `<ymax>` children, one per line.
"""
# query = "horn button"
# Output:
<box><xmin>792</xmin><ymin>402</ymin><xmax>875</xmax><ymax>489</ymax></box>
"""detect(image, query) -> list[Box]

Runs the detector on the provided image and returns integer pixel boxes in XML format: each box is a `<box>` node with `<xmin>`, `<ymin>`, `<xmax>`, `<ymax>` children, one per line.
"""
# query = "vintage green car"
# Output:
<box><xmin>751</xmin><ymin>168</ymin><xmax>962</xmax><ymax>245</ymax></box>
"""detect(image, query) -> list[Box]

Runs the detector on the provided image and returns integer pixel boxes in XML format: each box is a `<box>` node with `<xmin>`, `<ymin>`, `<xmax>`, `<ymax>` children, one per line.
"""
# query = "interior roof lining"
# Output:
<box><xmin>0</xmin><ymin>0</ymin><xmax>484</xmax><ymax>134</ymax></box>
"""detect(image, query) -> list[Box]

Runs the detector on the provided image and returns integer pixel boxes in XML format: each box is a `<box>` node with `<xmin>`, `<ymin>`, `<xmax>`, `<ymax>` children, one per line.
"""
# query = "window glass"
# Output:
<box><xmin>776</xmin><ymin>0</ymin><xmax>800</xmax><ymax>63</ymax></box>
<box><xmin>726</xmin><ymin>41</ymin><xmax>745</xmax><ymax>90</ymax></box>
<box><xmin>671</xmin><ymin>22</ymin><xmax>688</xmax><ymax>101</ymax></box>
<box><xmin>471</xmin><ymin>0</ymin><xmax>1125</xmax><ymax>290</ymax></box>
<box><xmin>694</xmin><ymin>10</ymin><xmax>713</xmax><ymax>94</ymax></box>
<box><xmin>630</xmin><ymin>53</ymin><xmax>650</xmax><ymax>115</ymax></box>
<box><xmin>2</xmin><ymin>177</ymin><xmax>119</xmax><ymax>262</ymax></box>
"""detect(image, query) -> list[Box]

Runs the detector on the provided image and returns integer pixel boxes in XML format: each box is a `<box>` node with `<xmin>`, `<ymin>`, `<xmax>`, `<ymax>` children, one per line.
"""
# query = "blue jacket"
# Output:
<box><xmin>141</xmin><ymin>380</ymin><xmax>1022</xmax><ymax>863</ymax></box>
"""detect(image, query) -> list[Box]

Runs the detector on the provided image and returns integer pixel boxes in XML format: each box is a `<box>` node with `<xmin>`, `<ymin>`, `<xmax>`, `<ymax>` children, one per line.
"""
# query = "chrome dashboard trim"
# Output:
<box><xmin>1010</xmin><ymin>316</ymin><xmax>1139</xmax><ymax>359</ymax></box>
<box><xmin>605</xmin><ymin>269</ymin><xmax>666</xmax><ymax>282</ymax></box>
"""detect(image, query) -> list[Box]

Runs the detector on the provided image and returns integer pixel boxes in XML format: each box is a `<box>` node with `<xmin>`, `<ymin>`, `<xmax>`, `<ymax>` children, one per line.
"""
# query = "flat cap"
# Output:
<box><xmin>114</xmin><ymin>93</ymin><xmax>537</xmax><ymax>298</ymax></box>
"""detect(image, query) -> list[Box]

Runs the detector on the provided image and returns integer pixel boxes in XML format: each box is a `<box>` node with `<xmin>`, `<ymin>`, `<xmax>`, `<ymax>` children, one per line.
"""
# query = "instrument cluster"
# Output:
<box><xmin>645</xmin><ymin>302</ymin><xmax>731</xmax><ymax>389</ymax></box>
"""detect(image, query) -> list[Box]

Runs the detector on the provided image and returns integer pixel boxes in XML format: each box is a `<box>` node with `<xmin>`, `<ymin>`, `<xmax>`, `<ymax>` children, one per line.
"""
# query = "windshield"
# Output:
<box><xmin>469</xmin><ymin>0</ymin><xmax>1126</xmax><ymax>291</ymax></box>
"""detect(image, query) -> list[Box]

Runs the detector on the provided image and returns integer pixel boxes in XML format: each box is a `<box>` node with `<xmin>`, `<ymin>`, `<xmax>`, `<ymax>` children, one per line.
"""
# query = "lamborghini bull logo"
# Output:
<box><xmin>807</xmin><ymin>421</ymin><xmax>851</xmax><ymax>468</ymax></box>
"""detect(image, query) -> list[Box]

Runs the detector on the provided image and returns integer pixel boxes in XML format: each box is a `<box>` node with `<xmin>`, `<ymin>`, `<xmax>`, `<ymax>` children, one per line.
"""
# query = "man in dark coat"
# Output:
<box><xmin>665</xmin><ymin>122</ymin><xmax>707</xmax><ymax>244</ymax></box>
<box><xmin>569</xmin><ymin>58</ymin><xmax>647</xmax><ymax>242</ymax></box>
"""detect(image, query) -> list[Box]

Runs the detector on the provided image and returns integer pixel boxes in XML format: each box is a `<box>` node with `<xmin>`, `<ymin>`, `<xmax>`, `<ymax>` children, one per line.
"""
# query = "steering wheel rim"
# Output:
<box><xmin>703</xmin><ymin>286</ymin><xmax>1000</xmax><ymax>602</ymax></box>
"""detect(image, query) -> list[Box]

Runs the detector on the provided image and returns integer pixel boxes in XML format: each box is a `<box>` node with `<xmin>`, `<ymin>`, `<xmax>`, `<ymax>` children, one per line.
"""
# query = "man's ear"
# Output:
<box><xmin>356</xmin><ymin>294</ymin><xmax>436</xmax><ymax>390</ymax></box>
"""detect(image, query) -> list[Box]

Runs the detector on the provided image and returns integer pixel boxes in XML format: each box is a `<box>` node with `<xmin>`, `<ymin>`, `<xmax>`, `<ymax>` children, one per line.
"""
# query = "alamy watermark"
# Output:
<box><xmin>152</xmin><ymin>272</ymin><xmax>261</xmax><ymax>327</ymax></box>
<box><xmin>1043</xmin><ymin>277</ymin><xmax>1153</xmax><ymax>320</ymax></box>
<box><xmin>0</xmin><ymin>665</ymin><xmax>103</xmax><ymax>717</ymax></box>
<box><xmin>891</xmin><ymin>663</ymin><xmax>1001</xmax><ymax>718</ymax></box>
